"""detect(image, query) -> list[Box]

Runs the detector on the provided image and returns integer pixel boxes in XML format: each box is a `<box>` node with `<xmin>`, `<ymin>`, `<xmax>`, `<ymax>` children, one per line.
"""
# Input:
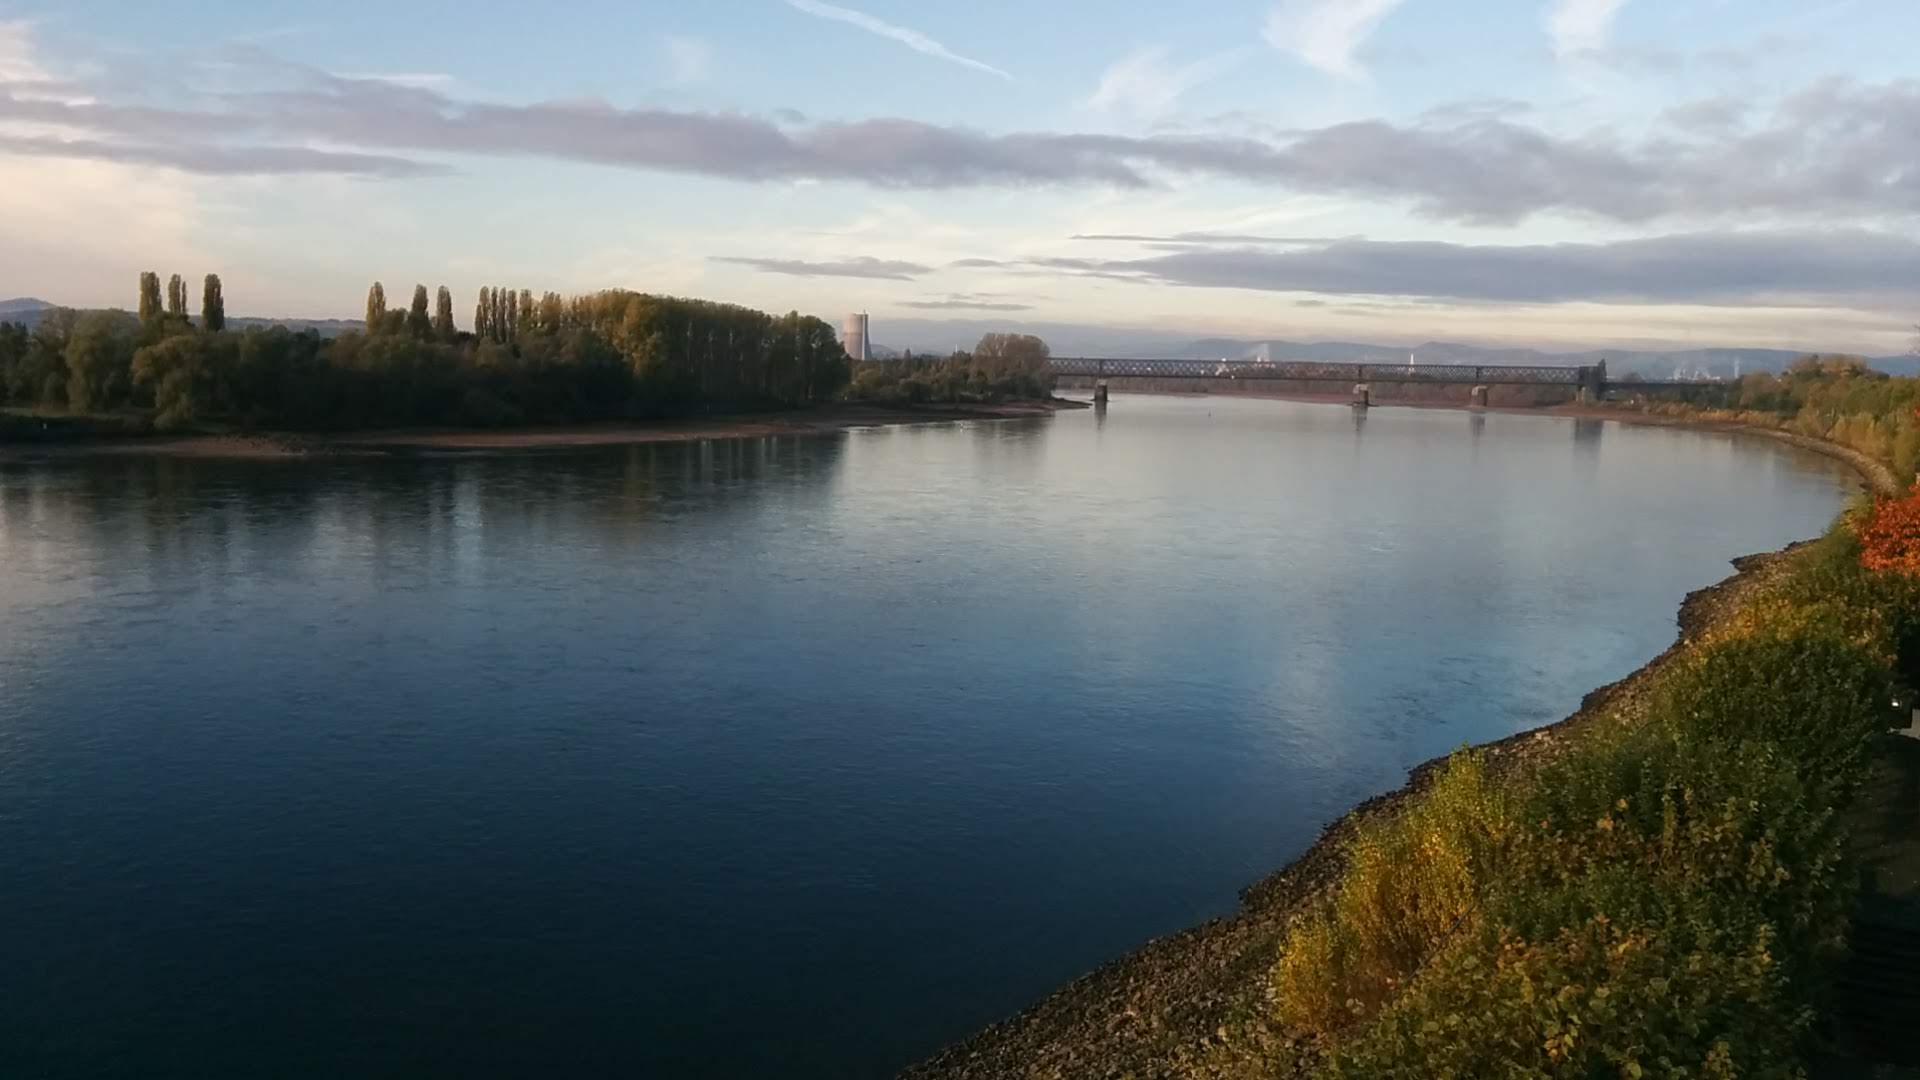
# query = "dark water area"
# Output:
<box><xmin>0</xmin><ymin>397</ymin><xmax>1855</xmax><ymax>1078</ymax></box>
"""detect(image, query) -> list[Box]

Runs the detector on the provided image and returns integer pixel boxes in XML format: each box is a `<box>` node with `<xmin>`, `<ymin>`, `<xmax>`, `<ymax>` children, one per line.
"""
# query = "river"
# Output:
<box><xmin>0</xmin><ymin>397</ymin><xmax>1856</xmax><ymax>1078</ymax></box>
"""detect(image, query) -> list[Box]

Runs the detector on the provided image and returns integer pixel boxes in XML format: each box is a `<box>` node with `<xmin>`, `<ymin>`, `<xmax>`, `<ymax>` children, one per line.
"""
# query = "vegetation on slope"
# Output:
<box><xmin>1264</xmin><ymin>475</ymin><xmax>1920</xmax><ymax>1074</ymax></box>
<box><xmin>1653</xmin><ymin>354</ymin><xmax>1920</xmax><ymax>480</ymax></box>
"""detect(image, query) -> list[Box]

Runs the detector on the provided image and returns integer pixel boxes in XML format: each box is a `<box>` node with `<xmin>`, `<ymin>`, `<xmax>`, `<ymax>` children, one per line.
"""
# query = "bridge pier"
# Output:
<box><xmin>1352</xmin><ymin>383</ymin><xmax>1371</xmax><ymax>409</ymax></box>
<box><xmin>1093</xmin><ymin>380</ymin><xmax>1109</xmax><ymax>406</ymax></box>
<box><xmin>1470</xmin><ymin>385</ymin><xmax>1489</xmax><ymax>409</ymax></box>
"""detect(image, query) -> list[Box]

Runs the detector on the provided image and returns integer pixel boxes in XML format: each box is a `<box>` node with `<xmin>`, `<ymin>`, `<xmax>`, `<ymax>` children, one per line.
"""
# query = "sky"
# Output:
<box><xmin>2</xmin><ymin>0</ymin><xmax>1919</xmax><ymax>354</ymax></box>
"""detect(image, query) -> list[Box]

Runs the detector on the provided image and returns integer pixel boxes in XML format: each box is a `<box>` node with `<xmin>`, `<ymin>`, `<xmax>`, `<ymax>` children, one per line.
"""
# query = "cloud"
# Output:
<box><xmin>663</xmin><ymin>37</ymin><xmax>712</xmax><ymax>86</ymax></box>
<box><xmin>779</xmin><ymin>0</ymin><xmax>1011</xmax><ymax>80</ymax></box>
<box><xmin>1085</xmin><ymin>47</ymin><xmax>1243</xmax><ymax>117</ymax></box>
<box><xmin>1548</xmin><ymin>0</ymin><xmax>1631</xmax><ymax>59</ymax></box>
<box><xmin>8</xmin><ymin>34</ymin><xmax>1920</xmax><ymax>227</ymax></box>
<box><xmin>1071</xmin><ymin>231</ymin><xmax>1345</xmax><ymax>246</ymax></box>
<box><xmin>336</xmin><ymin>72</ymin><xmax>454</xmax><ymax>90</ymax></box>
<box><xmin>973</xmin><ymin>231</ymin><xmax>1920</xmax><ymax>306</ymax></box>
<box><xmin>1263</xmin><ymin>0</ymin><xmax>1409</xmax><ymax>78</ymax></box>
<box><xmin>0</xmin><ymin>132</ymin><xmax>446</xmax><ymax>177</ymax></box>
<box><xmin>712</xmin><ymin>255</ymin><xmax>932</xmax><ymax>280</ymax></box>
<box><xmin>0</xmin><ymin>18</ymin><xmax>49</xmax><ymax>83</ymax></box>
<box><xmin>901</xmin><ymin>294</ymin><xmax>1035</xmax><ymax>311</ymax></box>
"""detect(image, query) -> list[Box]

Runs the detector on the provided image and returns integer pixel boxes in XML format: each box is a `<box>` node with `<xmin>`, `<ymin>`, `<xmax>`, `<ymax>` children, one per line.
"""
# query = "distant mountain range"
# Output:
<box><xmin>0</xmin><ymin>298</ymin><xmax>360</xmax><ymax>338</ymax></box>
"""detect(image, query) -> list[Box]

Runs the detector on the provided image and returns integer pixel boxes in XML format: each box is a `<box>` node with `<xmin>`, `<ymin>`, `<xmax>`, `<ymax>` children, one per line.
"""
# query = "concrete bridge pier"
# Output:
<box><xmin>1470</xmin><ymin>385</ymin><xmax>1489</xmax><ymax>409</ymax></box>
<box><xmin>1351</xmin><ymin>383</ymin><xmax>1371</xmax><ymax>409</ymax></box>
<box><xmin>1093</xmin><ymin>380</ymin><xmax>1109</xmax><ymax>406</ymax></box>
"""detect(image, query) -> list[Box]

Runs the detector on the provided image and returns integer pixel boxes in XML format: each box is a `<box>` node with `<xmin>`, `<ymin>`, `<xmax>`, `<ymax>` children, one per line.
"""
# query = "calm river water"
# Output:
<box><xmin>0</xmin><ymin>397</ymin><xmax>1856</xmax><ymax>1078</ymax></box>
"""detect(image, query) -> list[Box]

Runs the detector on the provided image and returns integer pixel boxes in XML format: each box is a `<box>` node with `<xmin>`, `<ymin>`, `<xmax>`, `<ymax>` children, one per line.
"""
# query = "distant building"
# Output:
<box><xmin>843</xmin><ymin>312</ymin><xmax>870</xmax><ymax>363</ymax></box>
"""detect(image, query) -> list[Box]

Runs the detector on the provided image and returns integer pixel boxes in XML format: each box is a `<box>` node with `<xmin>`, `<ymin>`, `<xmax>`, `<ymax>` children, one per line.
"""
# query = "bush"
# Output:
<box><xmin>1273</xmin><ymin>754</ymin><xmax>1512</xmax><ymax>1032</ymax></box>
<box><xmin>1271</xmin><ymin>517</ymin><xmax>1912</xmax><ymax>1077</ymax></box>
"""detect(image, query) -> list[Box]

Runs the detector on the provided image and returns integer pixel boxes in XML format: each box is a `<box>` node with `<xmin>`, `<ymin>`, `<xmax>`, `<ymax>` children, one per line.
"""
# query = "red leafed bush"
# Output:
<box><xmin>1859</xmin><ymin>482</ymin><xmax>1920</xmax><ymax>574</ymax></box>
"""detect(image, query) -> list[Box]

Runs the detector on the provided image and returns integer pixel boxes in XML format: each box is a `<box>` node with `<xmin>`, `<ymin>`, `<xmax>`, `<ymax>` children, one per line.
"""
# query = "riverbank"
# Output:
<box><xmin>1085</xmin><ymin>387</ymin><xmax>1903</xmax><ymax>496</ymax></box>
<box><xmin>904</xmin><ymin>402</ymin><xmax>1905</xmax><ymax>1079</ymax></box>
<box><xmin>0</xmin><ymin>399</ymin><xmax>1083</xmax><ymax>460</ymax></box>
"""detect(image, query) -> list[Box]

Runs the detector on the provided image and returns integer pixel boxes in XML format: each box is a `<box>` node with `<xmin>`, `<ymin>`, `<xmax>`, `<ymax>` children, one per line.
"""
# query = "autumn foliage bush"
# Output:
<box><xmin>1859</xmin><ymin>481</ymin><xmax>1920</xmax><ymax>574</ymax></box>
<box><xmin>1272</xmin><ymin>521</ymin><xmax>1915</xmax><ymax>1077</ymax></box>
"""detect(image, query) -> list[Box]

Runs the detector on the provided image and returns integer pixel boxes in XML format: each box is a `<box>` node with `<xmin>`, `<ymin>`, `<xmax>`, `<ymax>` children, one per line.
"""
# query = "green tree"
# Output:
<box><xmin>202</xmin><ymin>274</ymin><xmax>225</xmax><ymax>331</ymax></box>
<box><xmin>474</xmin><ymin>288</ymin><xmax>491</xmax><ymax>342</ymax></box>
<box><xmin>166</xmin><ymin>274</ymin><xmax>188</xmax><ymax>319</ymax></box>
<box><xmin>65</xmin><ymin>310</ymin><xmax>137</xmax><ymax>412</ymax></box>
<box><xmin>433</xmin><ymin>286</ymin><xmax>455</xmax><ymax>340</ymax></box>
<box><xmin>137</xmin><ymin>271</ymin><xmax>163</xmax><ymax>327</ymax></box>
<box><xmin>365</xmin><ymin>281</ymin><xmax>388</xmax><ymax>335</ymax></box>
<box><xmin>406</xmin><ymin>284</ymin><xmax>432</xmax><ymax>340</ymax></box>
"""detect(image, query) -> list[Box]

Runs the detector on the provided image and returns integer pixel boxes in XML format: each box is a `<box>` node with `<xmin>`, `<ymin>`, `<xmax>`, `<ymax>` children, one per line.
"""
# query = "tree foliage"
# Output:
<box><xmin>365</xmin><ymin>282</ymin><xmax>387</xmax><ymax>336</ymax></box>
<box><xmin>202</xmin><ymin>274</ymin><xmax>224</xmax><ymax>331</ymax></box>
<box><xmin>1</xmin><ymin>279</ymin><xmax>851</xmax><ymax>432</ymax></box>
<box><xmin>137</xmin><ymin>271</ymin><xmax>162</xmax><ymax>327</ymax></box>
<box><xmin>406</xmin><ymin>284</ymin><xmax>432</xmax><ymax>340</ymax></box>
<box><xmin>847</xmin><ymin>333</ymin><xmax>1056</xmax><ymax>405</ymax></box>
<box><xmin>1859</xmin><ymin>481</ymin><xmax>1920</xmax><ymax>574</ymax></box>
<box><xmin>433</xmin><ymin>285</ymin><xmax>454</xmax><ymax>341</ymax></box>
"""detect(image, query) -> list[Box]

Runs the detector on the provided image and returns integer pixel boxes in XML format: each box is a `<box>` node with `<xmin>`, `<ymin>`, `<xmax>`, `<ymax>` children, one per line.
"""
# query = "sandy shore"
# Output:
<box><xmin>0</xmin><ymin>400</ymin><xmax>1084</xmax><ymax>461</ymax></box>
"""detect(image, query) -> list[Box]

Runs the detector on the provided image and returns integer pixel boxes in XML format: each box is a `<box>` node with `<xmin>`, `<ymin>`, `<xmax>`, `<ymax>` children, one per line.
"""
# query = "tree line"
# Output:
<box><xmin>0</xmin><ymin>274</ymin><xmax>851</xmax><ymax>431</ymax></box>
<box><xmin>846</xmin><ymin>332</ymin><xmax>1056</xmax><ymax>405</ymax></box>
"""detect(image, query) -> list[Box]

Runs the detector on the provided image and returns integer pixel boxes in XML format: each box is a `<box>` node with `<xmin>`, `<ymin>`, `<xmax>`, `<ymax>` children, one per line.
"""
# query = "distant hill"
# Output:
<box><xmin>224</xmin><ymin>316</ymin><xmax>360</xmax><ymax>338</ymax></box>
<box><xmin>0</xmin><ymin>299</ymin><xmax>358</xmax><ymax>337</ymax></box>
<box><xmin>0</xmin><ymin>298</ymin><xmax>54</xmax><ymax>324</ymax></box>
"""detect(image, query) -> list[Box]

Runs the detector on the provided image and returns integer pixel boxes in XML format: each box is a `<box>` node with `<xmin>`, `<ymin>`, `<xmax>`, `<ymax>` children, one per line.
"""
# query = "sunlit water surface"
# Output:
<box><xmin>0</xmin><ymin>397</ymin><xmax>1856</xmax><ymax>1078</ymax></box>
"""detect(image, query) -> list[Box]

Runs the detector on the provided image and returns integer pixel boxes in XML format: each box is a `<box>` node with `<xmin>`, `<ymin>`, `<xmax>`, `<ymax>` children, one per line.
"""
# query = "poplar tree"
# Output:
<box><xmin>365</xmin><ymin>282</ymin><xmax>387</xmax><ymax>335</ymax></box>
<box><xmin>202</xmin><ymin>274</ymin><xmax>225</xmax><ymax>331</ymax></box>
<box><xmin>138</xmin><ymin>271</ymin><xmax>162</xmax><ymax>325</ymax></box>
<box><xmin>519</xmin><ymin>290</ymin><xmax>535</xmax><ymax>335</ymax></box>
<box><xmin>475</xmin><ymin>288</ymin><xmax>492</xmax><ymax>341</ymax></box>
<box><xmin>406</xmin><ymin>284</ymin><xmax>431</xmax><ymax>340</ymax></box>
<box><xmin>166</xmin><ymin>274</ymin><xmax>188</xmax><ymax>318</ymax></box>
<box><xmin>433</xmin><ymin>286</ymin><xmax>454</xmax><ymax>340</ymax></box>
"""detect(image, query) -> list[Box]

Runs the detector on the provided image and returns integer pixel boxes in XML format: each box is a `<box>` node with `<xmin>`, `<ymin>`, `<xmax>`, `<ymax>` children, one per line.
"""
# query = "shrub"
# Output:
<box><xmin>1860</xmin><ymin>482</ymin><xmax>1920</xmax><ymax>575</ymax></box>
<box><xmin>1273</xmin><ymin>526</ymin><xmax>1907</xmax><ymax>1076</ymax></box>
<box><xmin>1273</xmin><ymin>753</ymin><xmax>1511</xmax><ymax>1032</ymax></box>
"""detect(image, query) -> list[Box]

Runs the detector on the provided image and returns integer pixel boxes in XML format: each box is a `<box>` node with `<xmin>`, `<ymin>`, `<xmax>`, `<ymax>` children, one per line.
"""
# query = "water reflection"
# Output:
<box><xmin>0</xmin><ymin>398</ymin><xmax>1858</xmax><ymax>1080</ymax></box>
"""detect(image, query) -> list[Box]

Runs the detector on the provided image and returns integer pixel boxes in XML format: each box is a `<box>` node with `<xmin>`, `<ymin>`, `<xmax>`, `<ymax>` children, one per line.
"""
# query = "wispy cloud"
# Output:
<box><xmin>1085</xmin><ymin>47</ymin><xmax>1245</xmax><ymax>117</ymax></box>
<box><xmin>1548</xmin><ymin>0</ymin><xmax>1631</xmax><ymax>59</ymax></box>
<box><xmin>902</xmin><ymin>293</ymin><xmax>1034</xmax><ymax>311</ymax></box>
<box><xmin>336</xmin><ymin>72</ymin><xmax>455</xmax><ymax>90</ymax></box>
<box><xmin>779</xmin><ymin>0</ymin><xmax>1011</xmax><ymax>80</ymax></box>
<box><xmin>1263</xmin><ymin>0</ymin><xmax>1409</xmax><ymax>78</ymax></box>
<box><xmin>712</xmin><ymin>255</ymin><xmax>932</xmax><ymax>280</ymax></box>
<box><xmin>0</xmin><ymin>132</ymin><xmax>446</xmax><ymax>177</ymax></box>
<box><xmin>0</xmin><ymin>18</ymin><xmax>51</xmax><ymax>83</ymax></box>
<box><xmin>1071</xmin><ymin>231</ymin><xmax>1345</xmax><ymax>246</ymax></box>
<box><xmin>663</xmin><ymin>36</ymin><xmax>712</xmax><ymax>86</ymax></box>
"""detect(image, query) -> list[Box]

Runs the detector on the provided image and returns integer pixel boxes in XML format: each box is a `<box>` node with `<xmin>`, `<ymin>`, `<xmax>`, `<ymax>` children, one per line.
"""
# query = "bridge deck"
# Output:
<box><xmin>1048</xmin><ymin>358</ymin><xmax>1592</xmax><ymax>386</ymax></box>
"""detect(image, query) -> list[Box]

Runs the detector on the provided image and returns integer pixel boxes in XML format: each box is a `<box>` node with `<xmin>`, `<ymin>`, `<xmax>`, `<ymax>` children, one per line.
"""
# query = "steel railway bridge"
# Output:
<box><xmin>1046</xmin><ymin>358</ymin><xmax>1704</xmax><ymax>406</ymax></box>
